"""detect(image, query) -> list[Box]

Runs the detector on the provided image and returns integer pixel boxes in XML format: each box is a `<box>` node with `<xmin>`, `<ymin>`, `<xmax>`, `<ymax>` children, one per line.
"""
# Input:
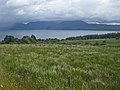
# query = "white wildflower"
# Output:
<box><xmin>0</xmin><ymin>85</ymin><xmax>3</xmax><ymax>88</ymax></box>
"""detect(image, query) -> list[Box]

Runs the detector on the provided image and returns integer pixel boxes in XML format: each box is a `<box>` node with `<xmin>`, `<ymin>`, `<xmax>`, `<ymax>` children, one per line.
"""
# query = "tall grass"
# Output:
<box><xmin>0</xmin><ymin>43</ymin><xmax>120</xmax><ymax>90</ymax></box>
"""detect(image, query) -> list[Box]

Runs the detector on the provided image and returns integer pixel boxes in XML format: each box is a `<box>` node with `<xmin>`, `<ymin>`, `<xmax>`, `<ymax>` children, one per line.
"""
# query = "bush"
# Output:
<box><xmin>21</xmin><ymin>36</ymin><xmax>37</xmax><ymax>44</ymax></box>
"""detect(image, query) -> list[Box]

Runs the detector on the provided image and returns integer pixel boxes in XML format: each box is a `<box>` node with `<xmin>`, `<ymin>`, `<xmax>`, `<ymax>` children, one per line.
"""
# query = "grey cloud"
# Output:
<box><xmin>0</xmin><ymin>0</ymin><xmax>120</xmax><ymax>27</ymax></box>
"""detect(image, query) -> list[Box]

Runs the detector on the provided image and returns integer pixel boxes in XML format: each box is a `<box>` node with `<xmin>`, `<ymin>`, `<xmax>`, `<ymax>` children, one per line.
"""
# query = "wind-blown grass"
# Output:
<box><xmin>0</xmin><ymin>42</ymin><xmax>120</xmax><ymax>90</ymax></box>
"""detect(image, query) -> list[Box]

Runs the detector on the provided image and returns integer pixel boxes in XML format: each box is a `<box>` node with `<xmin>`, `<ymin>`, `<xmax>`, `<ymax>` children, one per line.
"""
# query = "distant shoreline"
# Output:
<box><xmin>0</xmin><ymin>30</ymin><xmax>119</xmax><ymax>41</ymax></box>
<box><xmin>0</xmin><ymin>29</ymin><xmax>120</xmax><ymax>31</ymax></box>
<box><xmin>0</xmin><ymin>32</ymin><xmax>120</xmax><ymax>44</ymax></box>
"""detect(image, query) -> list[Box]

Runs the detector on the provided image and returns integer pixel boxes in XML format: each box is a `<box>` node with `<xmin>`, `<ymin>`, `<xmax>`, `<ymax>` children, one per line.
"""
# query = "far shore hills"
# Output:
<box><xmin>1</xmin><ymin>20</ymin><xmax>120</xmax><ymax>31</ymax></box>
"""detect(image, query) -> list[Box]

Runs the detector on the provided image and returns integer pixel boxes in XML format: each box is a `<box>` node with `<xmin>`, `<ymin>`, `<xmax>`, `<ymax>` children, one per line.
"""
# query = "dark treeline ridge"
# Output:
<box><xmin>0</xmin><ymin>32</ymin><xmax>120</xmax><ymax>44</ymax></box>
<box><xmin>66</xmin><ymin>32</ymin><xmax>120</xmax><ymax>40</ymax></box>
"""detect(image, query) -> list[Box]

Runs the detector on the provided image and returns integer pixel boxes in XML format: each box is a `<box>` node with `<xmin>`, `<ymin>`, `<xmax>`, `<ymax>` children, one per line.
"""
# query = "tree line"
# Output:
<box><xmin>66</xmin><ymin>33</ymin><xmax>120</xmax><ymax>40</ymax></box>
<box><xmin>0</xmin><ymin>33</ymin><xmax>120</xmax><ymax>44</ymax></box>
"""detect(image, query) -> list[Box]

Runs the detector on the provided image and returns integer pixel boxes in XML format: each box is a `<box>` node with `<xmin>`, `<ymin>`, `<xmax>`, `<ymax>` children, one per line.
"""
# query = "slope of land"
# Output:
<box><xmin>0</xmin><ymin>39</ymin><xmax>120</xmax><ymax>90</ymax></box>
<box><xmin>10</xmin><ymin>20</ymin><xmax>120</xmax><ymax>31</ymax></box>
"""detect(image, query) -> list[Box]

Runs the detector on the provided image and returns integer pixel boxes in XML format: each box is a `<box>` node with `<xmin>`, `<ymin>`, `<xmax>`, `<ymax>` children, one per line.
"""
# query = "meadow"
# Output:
<box><xmin>0</xmin><ymin>39</ymin><xmax>120</xmax><ymax>90</ymax></box>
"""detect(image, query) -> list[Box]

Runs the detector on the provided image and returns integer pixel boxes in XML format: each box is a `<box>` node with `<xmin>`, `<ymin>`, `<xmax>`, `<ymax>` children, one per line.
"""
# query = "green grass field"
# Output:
<box><xmin>0</xmin><ymin>39</ymin><xmax>120</xmax><ymax>90</ymax></box>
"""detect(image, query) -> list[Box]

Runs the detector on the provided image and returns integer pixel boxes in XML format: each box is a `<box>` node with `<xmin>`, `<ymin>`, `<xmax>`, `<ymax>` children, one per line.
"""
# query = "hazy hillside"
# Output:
<box><xmin>10</xmin><ymin>20</ymin><xmax>120</xmax><ymax>31</ymax></box>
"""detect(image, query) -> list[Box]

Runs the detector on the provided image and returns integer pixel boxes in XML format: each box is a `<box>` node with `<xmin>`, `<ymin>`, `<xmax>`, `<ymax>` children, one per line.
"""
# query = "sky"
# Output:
<box><xmin>0</xmin><ymin>0</ymin><xmax>120</xmax><ymax>27</ymax></box>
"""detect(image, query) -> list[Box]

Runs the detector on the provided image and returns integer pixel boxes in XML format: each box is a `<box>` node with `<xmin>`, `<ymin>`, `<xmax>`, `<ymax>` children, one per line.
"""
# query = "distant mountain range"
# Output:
<box><xmin>6</xmin><ymin>20</ymin><xmax>120</xmax><ymax>31</ymax></box>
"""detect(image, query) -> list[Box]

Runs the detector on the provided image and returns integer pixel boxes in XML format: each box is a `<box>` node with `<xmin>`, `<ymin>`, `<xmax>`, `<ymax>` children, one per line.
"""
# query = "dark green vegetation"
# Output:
<box><xmin>66</xmin><ymin>33</ymin><xmax>120</xmax><ymax>40</ymax></box>
<box><xmin>1</xmin><ymin>33</ymin><xmax>120</xmax><ymax>44</ymax></box>
<box><xmin>0</xmin><ymin>33</ymin><xmax>120</xmax><ymax>90</ymax></box>
<box><xmin>1</xmin><ymin>35</ymin><xmax>38</xmax><ymax>44</ymax></box>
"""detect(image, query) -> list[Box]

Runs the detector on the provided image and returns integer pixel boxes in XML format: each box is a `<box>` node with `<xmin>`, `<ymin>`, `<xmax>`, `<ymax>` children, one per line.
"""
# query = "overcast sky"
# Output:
<box><xmin>0</xmin><ymin>0</ymin><xmax>120</xmax><ymax>27</ymax></box>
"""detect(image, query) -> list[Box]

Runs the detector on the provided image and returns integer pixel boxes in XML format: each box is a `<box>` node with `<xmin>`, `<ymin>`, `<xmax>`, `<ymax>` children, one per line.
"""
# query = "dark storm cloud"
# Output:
<box><xmin>0</xmin><ymin>0</ymin><xmax>120</xmax><ymax>27</ymax></box>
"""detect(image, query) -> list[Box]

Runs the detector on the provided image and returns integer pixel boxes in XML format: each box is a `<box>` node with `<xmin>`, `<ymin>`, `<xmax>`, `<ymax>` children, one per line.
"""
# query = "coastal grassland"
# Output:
<box><xmin>0</xmin><ymin>39</ymin><xmax>120</xmax><ymax>90</ymax></box>
<box><xmin>56</xmin><ymin>38</ymin><xmax>120</xmax><ymax>46</ymax></box>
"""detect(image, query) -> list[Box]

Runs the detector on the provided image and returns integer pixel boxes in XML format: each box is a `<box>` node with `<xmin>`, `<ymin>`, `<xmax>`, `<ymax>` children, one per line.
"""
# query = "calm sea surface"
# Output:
<box><xmin>0</xmin><ymin>30</ymin><xmax>119</xmax><ymax>40</ymax></box>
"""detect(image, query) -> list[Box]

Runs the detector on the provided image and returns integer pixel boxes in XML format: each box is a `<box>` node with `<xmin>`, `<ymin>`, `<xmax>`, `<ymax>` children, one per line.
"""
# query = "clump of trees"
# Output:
<box><xmin>2</xmin><ymin>35</ymin><xmax>19</xmax><ymax>44</ymax></box>
<box><xmin>21</xmin><ymin>35</ymin><xmax>37</xmax><ymax>44</ymax></box>
<box><xmin>1</xmin><ymin>35</ymin><xmax>38</xmax><ymax>44</ymax></box>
